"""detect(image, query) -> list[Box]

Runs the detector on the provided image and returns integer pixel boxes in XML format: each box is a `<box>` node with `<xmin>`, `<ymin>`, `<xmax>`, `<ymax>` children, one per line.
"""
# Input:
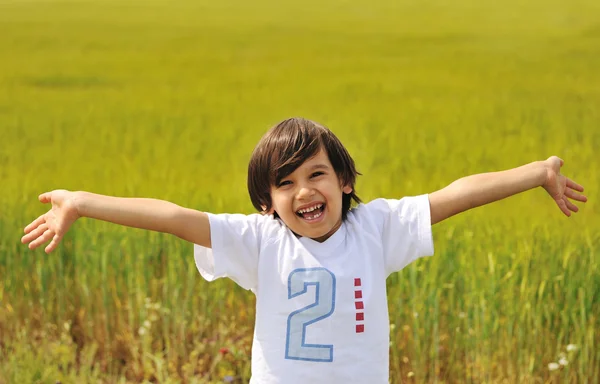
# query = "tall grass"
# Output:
<box><xmin>1</xmin><ymin>0</ymin><xmax>599</xmax><ymax>382</ymax></box>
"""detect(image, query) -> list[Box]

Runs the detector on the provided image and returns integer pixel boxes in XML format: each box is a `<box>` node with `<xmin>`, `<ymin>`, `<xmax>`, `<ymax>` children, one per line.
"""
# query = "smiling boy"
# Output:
<box><xmin>22</xmin><ymin>117</ymin><xmax>587</xmax><ymax>383</ymax></box>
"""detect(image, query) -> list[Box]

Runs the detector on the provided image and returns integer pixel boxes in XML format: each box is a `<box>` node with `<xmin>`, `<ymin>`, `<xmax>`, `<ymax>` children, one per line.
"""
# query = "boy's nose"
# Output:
<box><xmin>296</xmin><ymin>186</ymin><xmax>316</xmax><ymax>200</ymax></box>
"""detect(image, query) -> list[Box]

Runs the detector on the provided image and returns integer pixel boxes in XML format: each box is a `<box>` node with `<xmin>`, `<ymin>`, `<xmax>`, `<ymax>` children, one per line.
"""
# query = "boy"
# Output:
<box><xmin>22</xmin><ymin>117</ymin><xmax>587</xmax><ymax>383</ymax></box>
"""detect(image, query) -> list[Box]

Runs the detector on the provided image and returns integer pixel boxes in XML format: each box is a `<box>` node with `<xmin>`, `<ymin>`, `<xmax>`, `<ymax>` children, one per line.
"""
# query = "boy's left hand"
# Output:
<box><xmin>542</xmin><ymin>156</ymin><xmax>587</xmax><ymax>216</ymax></box>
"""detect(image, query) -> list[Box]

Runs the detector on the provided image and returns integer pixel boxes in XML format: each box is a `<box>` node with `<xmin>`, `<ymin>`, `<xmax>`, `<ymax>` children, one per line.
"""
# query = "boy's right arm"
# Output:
<box><xmin>21</xmin><ymin>190</ymin><xmax>211</xmax><ymax>254</ymax></box>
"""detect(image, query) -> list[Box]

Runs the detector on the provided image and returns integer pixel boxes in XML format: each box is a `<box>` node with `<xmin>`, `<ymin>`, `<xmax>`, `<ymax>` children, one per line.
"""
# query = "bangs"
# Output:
<box><xmin>269</xmin><ymin>129</ymin><xmax>323</xmax><ymax>186</ymax></box>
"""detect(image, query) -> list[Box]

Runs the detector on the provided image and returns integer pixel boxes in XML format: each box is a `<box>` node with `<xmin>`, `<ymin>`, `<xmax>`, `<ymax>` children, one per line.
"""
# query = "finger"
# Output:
<box><xmin>24</xmin><ymin>214</ymin><xmax>46</xmax><ymax>234</ymax></box>
<box><xmin>564</xmin><ymin>198</ymin><xmax>579</xmax><ymax>213</ymax></box>
<box><xmin>565</xmin><ymin>188</ymin><xmax>588</xmax><ymax>202</ymax></box>
<box><xmin>28</xmin><ymin>228</ymin><xmax>55</xmax><ymax>250</ymax></box>
<box><xmin>556</xmin><ymin>199</ymin><xmax>571</xmax><ymax>217</ymax></box>
<box><xmin>25</xmin><ymin>224</ymin><xmax>49</xmax><ymax>248</ymax></box>
<box><xmin>39</xmin><ymin>192</ymin><xmax>52</xmax><ymax>203</ymax></box>
<box><xmin>45</xmin><ymin>233</ymin><xmax>64</xmax><ymax>254</ymax></box>
<box><xmin>22</xmin><ymin>223</ymin><xmax>48</xmax><ymax>244</ymax></box>
<box><xmin>566</xmin><ymin>178</ymin><xmax>584</xmax><ymax>192</ymax></box>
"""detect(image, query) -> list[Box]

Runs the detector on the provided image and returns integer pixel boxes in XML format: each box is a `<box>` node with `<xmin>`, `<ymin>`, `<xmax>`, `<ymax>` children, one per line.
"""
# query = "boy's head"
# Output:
<box><xmin>248</xmin><ymin>117</ymin><xmax>361</xmax><ymax>241</ymax></box>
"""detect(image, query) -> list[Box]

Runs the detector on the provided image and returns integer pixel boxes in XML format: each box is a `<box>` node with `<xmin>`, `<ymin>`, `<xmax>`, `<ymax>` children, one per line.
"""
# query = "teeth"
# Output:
<box><xmin>297</xmin><ymin>203</ymin><xmax>323</xmax><ymax>214</ymax></box>
<box><xmin>305</xmin><ymin>210</ymin><xmax>323</xmax><ymax>220</ymax></box>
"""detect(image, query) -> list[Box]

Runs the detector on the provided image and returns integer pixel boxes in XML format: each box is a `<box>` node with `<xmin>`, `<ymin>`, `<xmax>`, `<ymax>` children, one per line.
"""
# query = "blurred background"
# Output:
<box><xmin>0</xmin><ymin>0</ymin><xmax>598</xmax><ymax>382</ymax></box>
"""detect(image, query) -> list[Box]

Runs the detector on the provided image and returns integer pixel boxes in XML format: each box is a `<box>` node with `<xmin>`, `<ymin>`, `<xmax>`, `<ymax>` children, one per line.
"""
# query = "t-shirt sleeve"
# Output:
<box><xmin>193</xmin><ymin>213</ymin><xmax>272</xmax><ymax>291</ymax></box>
<box><xmin>364</xmin><ymin>195</ymin><xmax>434</xmax><ymax>276</ymax></box>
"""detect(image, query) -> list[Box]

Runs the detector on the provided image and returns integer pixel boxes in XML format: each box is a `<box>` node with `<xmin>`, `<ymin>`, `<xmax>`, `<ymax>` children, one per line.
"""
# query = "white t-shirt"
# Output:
<box><xmin>194</xmin><ymin>195</ymin><xmax>434</xmax><ymax>384</ymax></box>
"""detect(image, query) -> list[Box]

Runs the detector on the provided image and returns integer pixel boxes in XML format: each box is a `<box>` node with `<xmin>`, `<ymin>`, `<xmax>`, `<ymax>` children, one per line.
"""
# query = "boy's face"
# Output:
<box><xmin>268</xmin><ymin>149</ymin><xmax>352</xmax><ymax>242</ymax></box>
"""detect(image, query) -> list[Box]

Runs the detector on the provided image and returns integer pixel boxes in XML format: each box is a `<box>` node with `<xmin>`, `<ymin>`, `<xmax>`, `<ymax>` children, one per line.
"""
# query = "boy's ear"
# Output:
<box><xmin>261</xmin><ymin>205</ymin><xmax>275</xmax><ymax>215</ymax></box>
<box><xmin>342</xmin><ymin>185</ymin><xmax>353</xmax><ymax>194</ymax></box>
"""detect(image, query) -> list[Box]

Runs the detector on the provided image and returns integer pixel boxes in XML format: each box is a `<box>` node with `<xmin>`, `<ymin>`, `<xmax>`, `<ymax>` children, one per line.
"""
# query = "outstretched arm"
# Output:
<box><xmin>428</xmin><ymin>156</ymin><xmax>587</xmax><ymax>225</ymax></box>
<box><xmin>21</xmin><ymin>190</ymin><xmax>211</xmax><ymax>253</ymax></box>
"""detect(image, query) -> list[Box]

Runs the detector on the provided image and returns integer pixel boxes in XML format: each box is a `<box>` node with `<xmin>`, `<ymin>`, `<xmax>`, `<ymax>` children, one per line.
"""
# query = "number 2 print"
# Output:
<box><xmin>284</xmin><ymin>268</ymin><xmax>336</xmax><ymax>362</ymax></box>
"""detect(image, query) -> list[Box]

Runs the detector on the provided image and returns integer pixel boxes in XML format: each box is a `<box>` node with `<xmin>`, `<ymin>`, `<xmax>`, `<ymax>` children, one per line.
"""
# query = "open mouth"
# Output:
<box><xmin>296</xmin><ymin>203</ymin><xmax>325</xmax><ymax>221</ymax></box>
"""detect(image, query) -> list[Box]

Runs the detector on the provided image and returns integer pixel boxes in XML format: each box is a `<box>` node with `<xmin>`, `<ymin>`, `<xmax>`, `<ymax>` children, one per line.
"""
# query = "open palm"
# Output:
<box><xmin>542</xmin><ymin>156</ymin><xmax>587</xmax><ymax>217</ymax></box>
<box><xmin>21</xmin><ymin>189</ymin><xmax>80</xmax><ymax>253</ymax></box>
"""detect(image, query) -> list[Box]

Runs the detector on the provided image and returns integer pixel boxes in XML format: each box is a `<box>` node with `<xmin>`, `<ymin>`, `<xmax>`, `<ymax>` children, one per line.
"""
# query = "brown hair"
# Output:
<box><xmin>248</xmin><ymin>117</ymin><xmax>361</xmax><ymax>220</ymax></box>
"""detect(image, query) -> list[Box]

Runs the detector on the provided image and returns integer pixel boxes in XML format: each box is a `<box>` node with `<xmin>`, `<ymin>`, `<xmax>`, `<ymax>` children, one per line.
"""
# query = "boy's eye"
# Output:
<box><xmin>278</xmin><ymin>180</ymin><xmax>292</xmax><ymax>187</ymax></box>
<box><xmin>311</xmin><ymin>172</ymin><xmax>324</xmax><ymax>178</ymax></box>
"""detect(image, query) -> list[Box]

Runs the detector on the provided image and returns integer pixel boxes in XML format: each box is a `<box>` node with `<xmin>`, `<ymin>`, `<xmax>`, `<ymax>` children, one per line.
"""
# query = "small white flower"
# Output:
<box><xmin>63</xmin><ymin>322</ymin><xmax>71</xmax><ymax>332</ymax></box>
<box><xmin>390</xmin><ymin>324</ymin><xmax>396</xmax><ymax>331</ymax></box>
<box><xmin>459</xmin><ymin>312</ymin><xmax>466</xmax><ymax>319</ymax></box>
<box><xmin>548</xmin><ymin>362</ymin><xmax>560</xmax><ymax>371</ymax></box>
<box><xmin>143</xmin><ymin>320</ymin><xmax>151</xmax><ymax>328</ymax></box>
<box><xmin>559</xmin><ymin>357</ymin><xmax>568</xmax><ymax>366</ymax></box>
<box><xmin>138</xmin><ymin>327</ymin><xmax>146</xmax><ymax>336</ymax></box>
<box><xmin>413</xmin><ymin>312</ymin><xmax>419</xmax><ymax>318</ymax></box>
<box><xmin>567</xmin><ymin>344</ymin><xmax>578</xmax><ymax>352</ymax></box>
<box><xmin>558</xmin><ymin>352</ymin><xmax>566</xmax><ymax>360</ymax></box>
<box><xmin>407</xmin><ymin>372</ymin><xmax>415</xmax><ymax>378</ymax></box>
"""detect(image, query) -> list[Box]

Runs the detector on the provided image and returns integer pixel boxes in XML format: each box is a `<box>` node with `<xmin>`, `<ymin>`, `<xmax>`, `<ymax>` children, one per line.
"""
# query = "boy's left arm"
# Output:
<box><xmin>428</xmin><ymin>156</ymin><xmax>587</xmax><ymax>225</ymax></box>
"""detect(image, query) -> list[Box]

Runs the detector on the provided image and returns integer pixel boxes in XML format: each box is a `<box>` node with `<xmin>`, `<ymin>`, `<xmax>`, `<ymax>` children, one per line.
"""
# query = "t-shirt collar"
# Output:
<box><xmin>298</xmin><ymin>222</ymin><xmax>347</xmax><ymax>254</ymax></box>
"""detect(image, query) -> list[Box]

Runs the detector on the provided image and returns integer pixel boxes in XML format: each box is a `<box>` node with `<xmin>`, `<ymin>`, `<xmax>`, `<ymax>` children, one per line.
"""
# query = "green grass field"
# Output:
<box><xmin>1</xmin><ymin>0</ymin><xmax>599</xmax><ymax>382</ymax></box>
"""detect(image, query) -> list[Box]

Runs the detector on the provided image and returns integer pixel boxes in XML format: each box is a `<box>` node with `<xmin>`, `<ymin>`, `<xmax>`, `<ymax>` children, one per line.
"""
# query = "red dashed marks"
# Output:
<box><xmin>355</xmin><ymin>277</ymin><xmax>364</xmax><ymax>333</ymax></box>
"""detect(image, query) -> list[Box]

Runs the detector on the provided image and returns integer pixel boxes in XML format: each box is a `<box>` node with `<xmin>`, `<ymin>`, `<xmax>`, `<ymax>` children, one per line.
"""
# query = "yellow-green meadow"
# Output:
<box><xmin>1</xmin><ymin>0</ymin><xmax>598</xmax><ymax>382</ymax></box>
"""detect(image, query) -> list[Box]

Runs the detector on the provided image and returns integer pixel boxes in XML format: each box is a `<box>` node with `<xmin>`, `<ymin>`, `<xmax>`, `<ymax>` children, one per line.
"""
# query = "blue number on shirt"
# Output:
<box><xmin>285</xmin><ymin>267</ymin><xmax>336</xmax><ymax>362</ymax></box>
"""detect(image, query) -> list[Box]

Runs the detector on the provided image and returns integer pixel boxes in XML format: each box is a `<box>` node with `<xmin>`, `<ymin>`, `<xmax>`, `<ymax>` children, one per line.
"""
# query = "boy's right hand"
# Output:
<box><xmin>22</xmin><ymin>190</ymin><xmax>81</xmax><ymax>254</ymax></box>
